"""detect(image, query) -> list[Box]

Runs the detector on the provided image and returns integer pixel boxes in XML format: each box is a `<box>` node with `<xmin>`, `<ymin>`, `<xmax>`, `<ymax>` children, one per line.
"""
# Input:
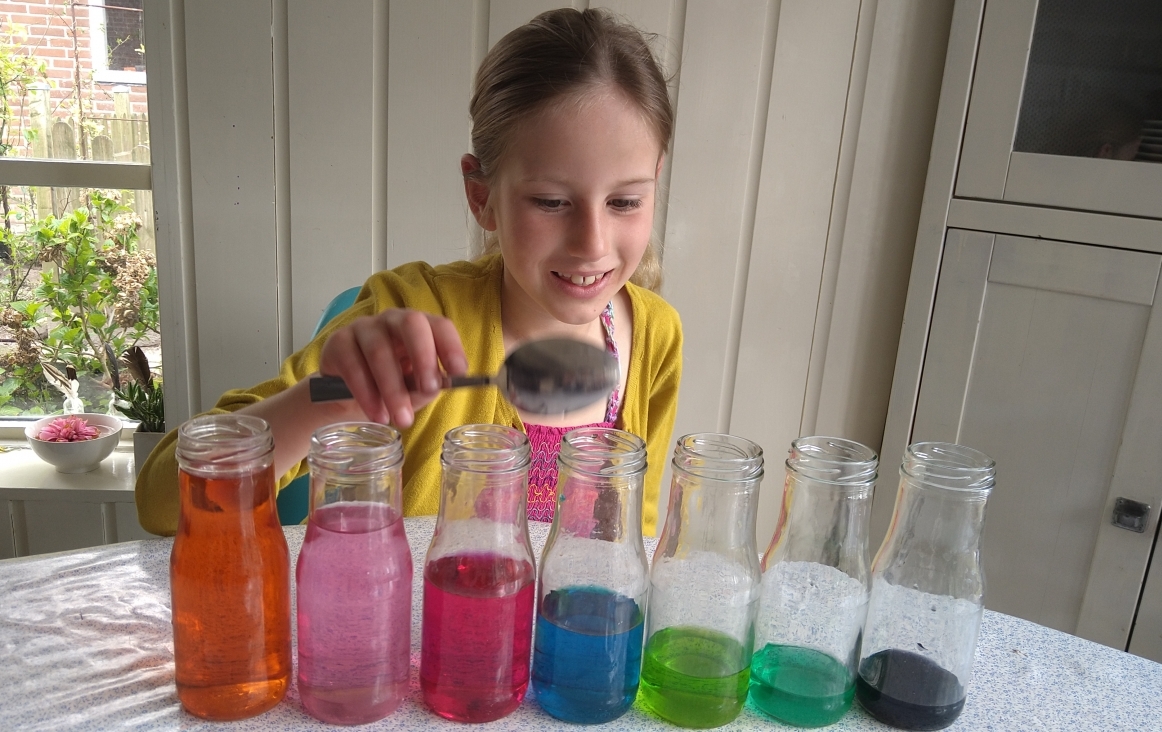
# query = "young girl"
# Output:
<box><xmin>136</xmin><ymin>8</ymin><xmax>683</xmax><ymax>537</ymax></box>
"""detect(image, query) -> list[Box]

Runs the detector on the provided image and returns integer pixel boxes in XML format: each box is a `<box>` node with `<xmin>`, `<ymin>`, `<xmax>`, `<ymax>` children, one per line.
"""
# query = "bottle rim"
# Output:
<box><xmin>671</xmin><ymin>432</ymin><xmax>764</xmax><ymax>483</ymax></box>
<box><xmin>559</xmin><ymin>426</ymin><xmax>647</xmax><ymax>478</ymax></box>
<box><xmin>176</xmin><ymin>413</ymin><xmax>273</xmax><ymax>471</ymax></box>
<box><xmin>786</xmin><ymin>435</ymin><xmax>878</xmax><ymax>486</ymax></box>
<box><xmin>308</xmin><ymin>421</ymin><xmax>403</xmax><ymax>475</ymax></box>
<box><xmin>441</xmin><ymin>423</ymin><xmax>530</xmax><ymax>474</ymax></box>
<box><xmin>901</xmin><ymin>441</ymin><xmax>996</xmax><ymax>493</ymax></box>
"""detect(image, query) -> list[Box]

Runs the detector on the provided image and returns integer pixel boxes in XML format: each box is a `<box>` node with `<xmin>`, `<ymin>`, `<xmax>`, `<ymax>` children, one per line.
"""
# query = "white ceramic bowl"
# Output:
<box><xmin>25</xmin><ymin>413</ymin><xmax>123</xmax><ymax>473</ymax></box>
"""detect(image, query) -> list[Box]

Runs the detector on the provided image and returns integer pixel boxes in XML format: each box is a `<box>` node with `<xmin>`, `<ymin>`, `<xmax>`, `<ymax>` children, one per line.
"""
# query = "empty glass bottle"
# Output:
<box><xmin>171</xmin><ymin>414</ymin><xmax>291</xmax><ymax>721</ymax></box>
<box><xmin>751</xmin><ymin>436</ymin><xmax>878</xmax><ymax>727</ymax></box>
<box><xmin>296</xmin><ymin>422</ymin><xmax>411</xmax><ymax>724</ymax></box>
<box><xmin>856</xmin><ymin>442</ymin><xmax>996</xmax><ymax>731</ymax></box>
<box><xmin>532</xmin><ymin>427</ymin><xmax>650</xmax><ymax>724</ymax></box>
<box><xmin>420</xmin><ymin>424</ymin><xmax>536</xmax><ymax>723</ymax></box>
<box><xmin>640</xmin><ymin>433</ymin><xmax>764</xmax><ymax>729</ymax></box>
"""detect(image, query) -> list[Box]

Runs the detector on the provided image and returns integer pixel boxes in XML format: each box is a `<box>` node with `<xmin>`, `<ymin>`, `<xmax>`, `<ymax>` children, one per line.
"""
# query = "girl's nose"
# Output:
<box><xmin>569</xmin><ymin>204</ymin><xmax>610</xmax><ymax>258</ymax></box>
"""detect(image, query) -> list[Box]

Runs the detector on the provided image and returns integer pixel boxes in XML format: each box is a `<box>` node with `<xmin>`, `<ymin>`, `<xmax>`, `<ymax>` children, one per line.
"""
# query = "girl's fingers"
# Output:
<box><xmin>353</xmin><ymin>317</ymin><xmax>415</xmax><ymax>427</ymax></box>
<box><xmin>429</xmin><ymin>316</ymin><xmax>468</xmax><ymax>377</ymax></box>
<box><xmin>396</xmin><ymin>310</ymin><xmax>443</xmax><ymax>394</ymax></box>
<box><xmin>319</xmin><ymin>326</ymin><xmax>390</xmax><ymax>423</ymax></box>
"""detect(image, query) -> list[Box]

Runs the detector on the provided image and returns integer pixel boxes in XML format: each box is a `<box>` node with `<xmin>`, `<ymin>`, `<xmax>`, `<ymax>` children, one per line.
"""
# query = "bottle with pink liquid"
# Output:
<box><xmin>420</xmin><ymin>424</ymin><xmax>536</xmax><ymax>723</ymax></box>
<box><xmin>296</xmin><ymin>422</ymin><xmax>412</xmax><ymax>725</ymax></box>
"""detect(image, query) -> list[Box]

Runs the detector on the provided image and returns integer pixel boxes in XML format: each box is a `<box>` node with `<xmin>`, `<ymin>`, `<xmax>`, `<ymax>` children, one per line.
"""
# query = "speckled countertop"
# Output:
<box><xmin>0</xmin><ymin>516</ymin><xmax>1159</xmax><ymax>731</ymax></box>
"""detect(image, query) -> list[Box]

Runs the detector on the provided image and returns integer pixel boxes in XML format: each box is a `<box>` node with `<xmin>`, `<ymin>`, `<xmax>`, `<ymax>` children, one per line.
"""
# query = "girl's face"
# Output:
<box><xmin>471</xmin><ymin>87</ymin><xmax>663</xmax><ymax>329</ymax></box>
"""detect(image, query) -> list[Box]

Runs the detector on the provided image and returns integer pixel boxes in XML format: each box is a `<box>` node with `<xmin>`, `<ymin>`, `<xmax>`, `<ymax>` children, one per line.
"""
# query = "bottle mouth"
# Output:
<box><xmin>901</xmin><ymin>441</ymin><xmax>996</xmax><ymax>493</ymax></box>
<box><xmin>176</xmin><ymin>414</ymin><xmax>273</xmax><ymax>472</ymax></box>
<box><xmin>786</xmin><ymin>435</ymin><xmax>878</xmax><ymax>485</ymax></box>
<box><xmin>309</xmin><ymin>422</ymin><xmax>403</xmax><ymax>474</ymax></box>
<box><xmin>441</xmin><ymin>424</ymin><xmax>530</xmax><ymax>474</ymax></box>
<box><xmin>559</xmin><ymin>426</ymin><xmax>647</xmax><ymax>477</ymax></box>
<box><xmin>671</xmin><ymin>432</ymin><xmax>764</xmax><ymax>483</ymax></box>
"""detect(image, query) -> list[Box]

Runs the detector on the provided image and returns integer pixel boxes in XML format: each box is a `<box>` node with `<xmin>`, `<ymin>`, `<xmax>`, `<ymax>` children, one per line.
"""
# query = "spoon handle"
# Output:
<box><xmin>308</xmin><ymin>374</ymin><xmax>493</xmax><ymax>402</ymax></box>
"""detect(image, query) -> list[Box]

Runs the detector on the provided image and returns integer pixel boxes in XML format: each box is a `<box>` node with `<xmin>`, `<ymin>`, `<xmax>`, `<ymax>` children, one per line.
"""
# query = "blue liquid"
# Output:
<box><xmin>532</xmin><ymin>587</ymin><xmax>644</xmax><ymax>723</ymax></box>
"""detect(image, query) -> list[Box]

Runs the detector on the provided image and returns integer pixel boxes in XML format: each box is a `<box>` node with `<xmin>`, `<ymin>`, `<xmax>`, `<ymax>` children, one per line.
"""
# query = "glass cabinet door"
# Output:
<box><xmin>956</xmin><ymin>0</ymin><xmax>1162</xmax><ymax>219</ymax></box>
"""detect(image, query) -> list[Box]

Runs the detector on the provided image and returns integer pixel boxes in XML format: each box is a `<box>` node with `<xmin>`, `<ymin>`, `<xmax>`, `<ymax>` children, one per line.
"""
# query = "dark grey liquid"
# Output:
<box><xmin>855</xmin><ymin>649</ymin><xmax>966</xmax><ymax>730</ymax></box>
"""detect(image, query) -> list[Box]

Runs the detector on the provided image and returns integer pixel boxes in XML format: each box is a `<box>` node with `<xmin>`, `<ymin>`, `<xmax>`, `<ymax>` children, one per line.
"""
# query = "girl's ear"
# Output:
<box><xmin>461</xmin><ymin>154</ymin><xmax>497</xmax><ymax>230</ymax></box>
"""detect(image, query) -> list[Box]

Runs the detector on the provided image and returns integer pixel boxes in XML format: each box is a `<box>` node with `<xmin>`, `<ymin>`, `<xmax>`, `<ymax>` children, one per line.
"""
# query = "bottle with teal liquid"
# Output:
<box><xmin>640</xmin><ymin>433</ymin><xmax>764</xmax><ymax>729</ymax></box>
<box><xmin>750</xmin><ymin>436</ymin><xmax>877</xmax><ymax>728</ymax></box>
<box><xmin>531</xmin><ymin>427</ymin><xmax>650</xmax><ymax>724</ymax></box>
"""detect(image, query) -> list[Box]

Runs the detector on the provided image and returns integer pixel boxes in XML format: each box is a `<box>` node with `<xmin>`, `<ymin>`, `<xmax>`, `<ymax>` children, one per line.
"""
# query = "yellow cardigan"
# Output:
<box><xmin>136</xmin><ymin>254</ymin><xmax>683</xmax><ymax>537</ymax></box>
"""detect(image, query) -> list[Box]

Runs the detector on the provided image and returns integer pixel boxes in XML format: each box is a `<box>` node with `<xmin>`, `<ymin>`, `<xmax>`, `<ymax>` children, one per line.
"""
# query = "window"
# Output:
<box><xmin>0</xmin><ymin>1</ymin><xmax>156</xmax><ymax>421</ymax></box>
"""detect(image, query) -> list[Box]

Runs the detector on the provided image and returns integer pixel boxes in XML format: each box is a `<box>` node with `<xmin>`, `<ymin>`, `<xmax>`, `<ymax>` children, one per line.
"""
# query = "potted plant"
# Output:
<box><xmin>113</xmin><ymin>346</ymin><xmax>165</xmax><ymax>474</ymax></box>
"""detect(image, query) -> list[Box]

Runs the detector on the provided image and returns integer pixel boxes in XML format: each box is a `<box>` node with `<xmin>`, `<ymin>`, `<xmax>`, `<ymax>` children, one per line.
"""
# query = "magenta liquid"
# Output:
<box><xmin>420</xmin><ymin>552</ymin><xmax>536</xmax><ymax>722</ymax></box>
<box><xmin>296</xmin><ymin>501</ymin><xmax>412</xmax><ymax>725</ymax></box>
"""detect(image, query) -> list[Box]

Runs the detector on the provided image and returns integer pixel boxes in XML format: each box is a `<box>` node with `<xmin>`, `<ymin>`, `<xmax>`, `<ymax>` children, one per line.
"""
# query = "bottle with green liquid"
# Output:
<box><xmin>640</xmin><ymin>433</ymin><xmax>764</xmax><ymax>729</ymax></box>
<box><xmin>750</xmin><ymin>436</ymin><xmax>877</xmax><ymax>728</ymax></box>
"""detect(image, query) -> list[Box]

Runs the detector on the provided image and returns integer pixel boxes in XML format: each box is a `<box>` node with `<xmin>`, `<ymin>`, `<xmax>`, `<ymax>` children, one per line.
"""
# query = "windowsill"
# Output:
<box><xmin>93</xmin><ymin>69</ymin><xmax>146</xmax><ymax>85</ymax></box>
<box><xmin>0</xmin><ymin>444</ymin><xmax>137</xmax><ymax>498</ymax></box>
<box><xmin>0</xmin><ymin>421</ymin><xmax>137</xmax><ymax>446</ymax></box>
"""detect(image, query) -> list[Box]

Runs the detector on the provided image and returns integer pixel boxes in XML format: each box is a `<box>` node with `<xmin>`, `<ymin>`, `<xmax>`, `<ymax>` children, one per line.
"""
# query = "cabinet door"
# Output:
<box><xmin>911</xmin><ymin>230</ymin><xmax>1162</xmax><ymax>649</ymax></box>
<box><xmin>956</xmin><ymin>0</ymin><xmax>1162</xmax><ymax>219</ymax></box>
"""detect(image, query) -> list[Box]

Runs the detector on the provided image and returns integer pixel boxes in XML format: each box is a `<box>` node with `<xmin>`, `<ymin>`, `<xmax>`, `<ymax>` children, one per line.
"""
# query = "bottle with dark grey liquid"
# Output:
<box><xmin>856</xmin><ymin>442</ymin><xmax>995</xmax><ymax>731</ymax></box>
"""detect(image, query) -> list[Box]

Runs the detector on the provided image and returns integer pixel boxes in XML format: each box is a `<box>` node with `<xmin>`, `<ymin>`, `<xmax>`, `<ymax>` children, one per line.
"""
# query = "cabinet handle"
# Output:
<box><xmin>1112</xmin><ymin>498</ymin><xmax>1151</xmax><ymax>533</ymax></box>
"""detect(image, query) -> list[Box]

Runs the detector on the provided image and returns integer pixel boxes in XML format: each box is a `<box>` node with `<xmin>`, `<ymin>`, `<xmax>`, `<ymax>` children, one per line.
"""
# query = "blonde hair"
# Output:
<box><xmin>467</xmin><ymin>8</ymin><xmax>673</xmax><ymax>292</ymax></box>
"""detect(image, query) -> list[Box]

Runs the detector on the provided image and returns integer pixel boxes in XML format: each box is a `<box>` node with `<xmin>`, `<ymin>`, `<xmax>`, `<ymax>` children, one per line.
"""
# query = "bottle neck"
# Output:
<box><xmin>659</xmin><ymin>471</ymin><xmax>761</xmax><ymax>559</ymax></box>
<box><xmin>873</xmin><ymin>477</ymin><xmax>989</xmax><ymax>599</ymax></box>
<box><xmin>765</xmin><ymin>473</ymin><xmax>872</xmax><ymax>581</ymax></box>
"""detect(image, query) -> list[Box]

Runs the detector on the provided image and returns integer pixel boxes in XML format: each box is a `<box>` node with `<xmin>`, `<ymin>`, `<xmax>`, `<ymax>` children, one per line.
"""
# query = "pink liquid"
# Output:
<box><xmin>420</xmin><ymin>552</ymin><xmax>536</xmax><ymax>722</ymax></box>
<box><xmin>296</xmin><ymin>502</ymin><xmax>412</xmax><ymax>725</ymax></box>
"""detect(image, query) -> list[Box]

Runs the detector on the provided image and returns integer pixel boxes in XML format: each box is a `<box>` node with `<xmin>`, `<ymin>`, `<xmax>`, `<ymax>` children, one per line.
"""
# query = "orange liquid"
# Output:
<box><xmin>171</xmin><ymin>466</ymin><xmax>292</xmax><ymax>720</ymax></box>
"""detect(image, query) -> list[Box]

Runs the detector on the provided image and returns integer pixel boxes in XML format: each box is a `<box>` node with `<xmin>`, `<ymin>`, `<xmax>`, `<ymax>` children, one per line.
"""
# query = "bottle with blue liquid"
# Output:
<box><xmin>532</xmin><ymin>427</ymin><xmax>650</xmax><ymax>724</ymax></box>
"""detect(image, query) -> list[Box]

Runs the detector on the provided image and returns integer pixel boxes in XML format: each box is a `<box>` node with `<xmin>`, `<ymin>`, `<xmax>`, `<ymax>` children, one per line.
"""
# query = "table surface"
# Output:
<box><xmin>1</xmin><ymin>516</ymin><xmax>1160</xmax><ymax>731</ymax></box>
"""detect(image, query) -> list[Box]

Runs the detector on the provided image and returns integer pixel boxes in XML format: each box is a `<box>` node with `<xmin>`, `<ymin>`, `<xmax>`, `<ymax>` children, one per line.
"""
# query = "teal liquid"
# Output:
<box><xmin>749</xmin><ymin>643</ymin><xmax>855</xmax><ymax>727</ymax></box>
<box><xmin>639</xmin><ymin>626</ymin><xmax>750</xmax><ymax>729</ymax></box>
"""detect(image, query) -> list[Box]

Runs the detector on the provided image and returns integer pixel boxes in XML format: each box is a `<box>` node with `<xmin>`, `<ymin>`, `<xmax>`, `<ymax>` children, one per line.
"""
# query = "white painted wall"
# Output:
<box><xmin>147</xmin><ymin>0</ymin><xmax>955</xmax><ymax>541</ymax></box>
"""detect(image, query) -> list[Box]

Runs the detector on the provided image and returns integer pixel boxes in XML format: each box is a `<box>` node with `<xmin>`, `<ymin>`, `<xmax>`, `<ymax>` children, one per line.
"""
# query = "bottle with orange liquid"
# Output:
<box><xmin>171</xmin><ymin>414</ymin><xmax>292</xmax><ymax>720</ymax></box>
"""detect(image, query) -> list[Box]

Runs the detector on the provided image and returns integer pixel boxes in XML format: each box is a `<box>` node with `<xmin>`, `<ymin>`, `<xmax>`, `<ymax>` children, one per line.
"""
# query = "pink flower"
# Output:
<box><xmin>37</xmin><ymin>416</ymin><xmax>101</xmax><ymax>442</ymax></box>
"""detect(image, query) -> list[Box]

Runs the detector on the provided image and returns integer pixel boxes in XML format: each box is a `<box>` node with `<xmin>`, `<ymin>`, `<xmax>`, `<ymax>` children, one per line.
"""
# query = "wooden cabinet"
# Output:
<box><xmin>881</xmin><ymin>0</ymin><xmax>1162</xmax><ymax>660</ymax></box>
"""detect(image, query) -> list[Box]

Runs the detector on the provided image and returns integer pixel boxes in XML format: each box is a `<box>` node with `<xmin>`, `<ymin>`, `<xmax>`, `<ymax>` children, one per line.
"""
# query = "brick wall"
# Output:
<box><xmin>0</xmin><ymin>0</ymin><xmax>149</xmax><ymax>159</ymax></box>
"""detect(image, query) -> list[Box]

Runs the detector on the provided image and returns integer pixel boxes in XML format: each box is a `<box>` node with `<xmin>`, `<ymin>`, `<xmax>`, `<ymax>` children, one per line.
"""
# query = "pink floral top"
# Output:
<box><xmin>524</xmin><ymin>302</ymin><xmax>622</xmax><ymax>523</ymax></box>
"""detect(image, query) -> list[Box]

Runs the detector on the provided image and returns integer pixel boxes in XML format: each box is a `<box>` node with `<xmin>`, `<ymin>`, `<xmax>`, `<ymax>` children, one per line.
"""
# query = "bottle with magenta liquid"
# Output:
<box><xmin>296</xmin><ymin>422</ymin><xmax>411</xmax><ymax>724</ymax></box>
<box><xmin>532</xmin><ymin>427</ymin><xmax>649</xmax><ymax>724</ymax></box>
<box><xmin>420</xmin><ymin>424</ymin><xmax>536</xmax><ymax>723</ymax></box>
<box><xmin>171</xmin><ymin>414</ymin><xmax>291</xmax><ymax>721</ymax></box>
<box><xmin>640</xmin><ymin>433</ymin><xmax>764</xmax><ymax>729</ymax></box>
<box><xmin>750</xmin><ymin>436</ymin><xmax>877</xmax><ymax>727</ymax></box>
<box><xmin>856</xmin><ymin>442</ymin><xmax>995</xmax><ymax>731</ymax></box>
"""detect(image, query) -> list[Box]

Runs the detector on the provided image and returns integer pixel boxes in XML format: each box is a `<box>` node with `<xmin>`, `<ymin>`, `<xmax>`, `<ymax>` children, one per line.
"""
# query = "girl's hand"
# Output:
<box><xmin>317</xmin><ymin>308</ymin><xmax>468</xmax><ymax>428</ymax></box>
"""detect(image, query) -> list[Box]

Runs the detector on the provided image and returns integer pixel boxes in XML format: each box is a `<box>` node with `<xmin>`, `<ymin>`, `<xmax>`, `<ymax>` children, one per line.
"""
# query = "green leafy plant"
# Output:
<box><xmin>113</xmin><ymin>346</ymin><xmax>163</xmax><ymax>432</ymax></box>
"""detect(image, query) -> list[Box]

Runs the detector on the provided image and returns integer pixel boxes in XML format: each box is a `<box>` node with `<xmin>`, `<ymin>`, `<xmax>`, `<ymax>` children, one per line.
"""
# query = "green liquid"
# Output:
<box><xmin>639</xmin><ymin>626</ymin><xmax>750</xmax><ymax>729</ymax></box>
<box><xmin>749</xmin><ymin>643</ymin><xmax>855</xmax><ymax>727</ymax></box>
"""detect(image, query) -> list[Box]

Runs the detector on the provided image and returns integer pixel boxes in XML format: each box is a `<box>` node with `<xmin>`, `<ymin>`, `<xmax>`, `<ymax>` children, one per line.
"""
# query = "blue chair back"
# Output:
<box><xmin>276</xmin><ymin>285</ymin><xmax>364</xmax><ymax>525</ymax></box>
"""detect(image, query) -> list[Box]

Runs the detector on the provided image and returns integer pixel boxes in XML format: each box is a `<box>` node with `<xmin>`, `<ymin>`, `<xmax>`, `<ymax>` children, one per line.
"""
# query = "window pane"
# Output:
<box><xmin>0</xmin><ymin>186</ymin><xmax>159</xmax><ymax>418</ymax></box>
<box><xmin>0</xmin><ymin>2</ymin><xmax>149</xmax><ymax>163</ymax></box>
<box><xmin>1013</xmin><ymin>0</ymin><xmax>1162</xmax><ymax>163</ymax></box>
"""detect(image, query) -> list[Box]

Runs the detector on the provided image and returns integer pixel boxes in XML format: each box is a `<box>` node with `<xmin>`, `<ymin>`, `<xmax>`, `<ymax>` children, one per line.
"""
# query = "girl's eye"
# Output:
<box><xmin>610</xmin><ymin>198</ymin><xmax>643</xmax><ymax>211</ymax></box>
<box><xmin>534</xmin><ymin>198</ymin><xmax>566</xmax><ymax>210</ymax></box>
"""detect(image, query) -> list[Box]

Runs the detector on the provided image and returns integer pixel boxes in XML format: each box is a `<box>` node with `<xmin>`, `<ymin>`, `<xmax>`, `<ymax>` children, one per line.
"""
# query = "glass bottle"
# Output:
<box><xmin>420</xmin><ymin>424</ymin><xmax>536</xmax><ymax>723</ymax></box>
<box><xmin>532</xmin><ymin>427</ymin><xmax>650</xmax><ymax>724</ymax></box>
<box><xmin>640</xmin><ymin>433</ymin><xmax>764</xmax><ymax>729</ymax></box>
<box><xmin>751</xmin><ymin>436</ymin><xmax>878</xmax><ymax>727</ymax></box>
<box><xmin>856</xmin><ymin>442</ymin><xmax>996</xmax><ymax>731</ymax></box>
<box><xmin>171</xmin><ymin>414</ymin><xmax>291</xmax><ymax>720</ymax></box>
<box><xmin>296</xmin><ymin>422</ymin><xmax>411</xmax><ymax>724</ymax></box>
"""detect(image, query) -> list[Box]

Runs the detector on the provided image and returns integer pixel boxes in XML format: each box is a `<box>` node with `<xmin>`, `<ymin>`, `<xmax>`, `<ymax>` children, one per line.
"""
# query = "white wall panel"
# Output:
<box><xmin>288</xmin><ymin>1</ymin><xmax>378</xmax><ymax>349</ymax></box>
<box><xmin>733</xmin><ymin>0</ymin><xmax>860</xmax><ymax>544</ymax></box>
<box><xmin>183</xmin><ymin>0</ymin><xmax>278</xmax><ymax>410</ymax></box>
<box><xmin>385</xmin><ymin>3</ymin><xmax>478</xmax><ymax>270</ymax></box>
<box><xmin>814</xmin><ymin>0</ymin><xmax>955</xmax><ymax>456</ymax></box>
<box><xmin>663</xmin><ymin>0</ymin><xmax>773</xmax><ymax>438</ymax></box>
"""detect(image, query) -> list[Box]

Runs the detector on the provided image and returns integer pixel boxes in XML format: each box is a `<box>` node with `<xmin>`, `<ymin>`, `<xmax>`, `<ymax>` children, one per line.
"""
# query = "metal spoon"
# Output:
<box><xmin>308</xmin><ymin>337</ymin><xmax>619</xmax><ymax>415</ymax></box>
